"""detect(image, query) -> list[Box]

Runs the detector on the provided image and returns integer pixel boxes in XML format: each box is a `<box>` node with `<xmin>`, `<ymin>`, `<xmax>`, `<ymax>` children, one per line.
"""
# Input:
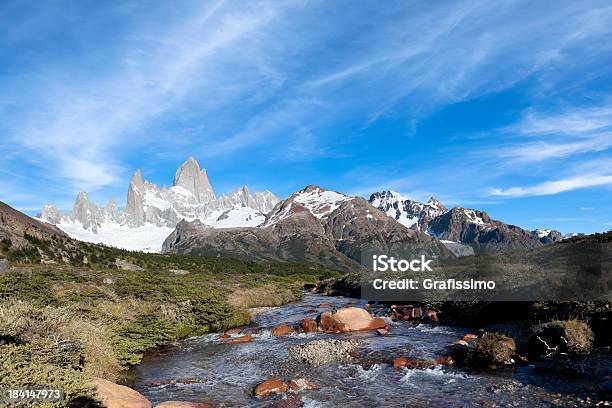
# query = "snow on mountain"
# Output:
<box><xmin>38</xmin><ymin>157</ymin><xmax>279</xmax><ymax>252</ymax></box>
<box><xmin>263</xmin><ymin>185</ymin><xmax>353</xmax><ymax>227</ymax></box>
<box><xmin>369</xmin><ymin>190</ymin><xmax>564</xmax><ymax>252</ymax></box>
<box><xmin>369</xmin><ymin>190</ymin><xmax>446</xmax><ymax>230</ymax></box>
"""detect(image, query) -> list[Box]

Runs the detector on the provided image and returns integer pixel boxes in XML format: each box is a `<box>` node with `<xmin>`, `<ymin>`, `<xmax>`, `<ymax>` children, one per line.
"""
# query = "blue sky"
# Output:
<box><xmin>1</xmin><ymin>0</ymin><xmax>611</xmax><ymax>234</ymax></box>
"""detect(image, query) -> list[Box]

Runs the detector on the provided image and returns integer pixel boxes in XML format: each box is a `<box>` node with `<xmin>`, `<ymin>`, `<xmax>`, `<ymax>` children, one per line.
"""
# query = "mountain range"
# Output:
<box><xmin>37</xmin><ymin>157</ymin><xmax>563</xmax><ymax>257</ymax></box>
<box><xmin>38</xmin><ymin>157</ymin><xmax>279</xmax><ymax>251</ymax></box>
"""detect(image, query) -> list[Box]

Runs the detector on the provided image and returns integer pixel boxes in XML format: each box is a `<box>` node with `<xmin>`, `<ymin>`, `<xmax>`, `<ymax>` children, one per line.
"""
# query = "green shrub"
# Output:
<box><xmin>0</xmin><ymin>339</ymin><xmax>100</xmax><ymax>407</ymax></box>
<box><xmin>114</xmin><ymin>313</ymin><xmax>176</xmax><ymax>366</ymax></box>
<box><xmin>0</xmin><ymin>271</ymin><xmax>57</xmax><ymax>305</ymax></box>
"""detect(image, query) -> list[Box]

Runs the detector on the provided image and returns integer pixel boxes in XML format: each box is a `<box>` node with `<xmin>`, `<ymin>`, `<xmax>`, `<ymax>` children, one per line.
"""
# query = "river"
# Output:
<box><xmin>128</xmin><ymin>293</ymin><xmax>598</xmax><ymax>407</ymax></box>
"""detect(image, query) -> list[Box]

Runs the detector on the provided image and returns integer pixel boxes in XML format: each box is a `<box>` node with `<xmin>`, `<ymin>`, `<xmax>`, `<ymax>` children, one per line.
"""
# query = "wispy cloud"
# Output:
<box><xmin>490</xmin><ymin>174</ymin><xmax>612</xmax><ymax>197</ymax></box>
<box><xmin>1</xmin><ymin>1</ymin><xmax>296</xmax><ymax>192</ymax></box>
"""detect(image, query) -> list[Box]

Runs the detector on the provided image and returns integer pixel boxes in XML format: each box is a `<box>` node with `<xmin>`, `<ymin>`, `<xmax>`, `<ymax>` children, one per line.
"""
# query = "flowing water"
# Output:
<box><xmin>129</xmin><ymin>294</ymin><xmax>600</xmax><ymax>407</ymax></box>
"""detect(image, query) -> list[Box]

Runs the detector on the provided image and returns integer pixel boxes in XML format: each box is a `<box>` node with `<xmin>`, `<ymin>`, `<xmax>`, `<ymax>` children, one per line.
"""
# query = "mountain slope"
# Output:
<box><xmin>369</xmin><ymin>190</ymin><xmax>563</xmax><ymax>253</ymax></box>
<box><xmin>163</xmin><ymin>185</ymin><xmax>451</xmax><ymax>271</ymax></box>
<box><xmin>0</xmin><ymin>201</ymin><xmax>92</xmax><ymax>263</ymax></box>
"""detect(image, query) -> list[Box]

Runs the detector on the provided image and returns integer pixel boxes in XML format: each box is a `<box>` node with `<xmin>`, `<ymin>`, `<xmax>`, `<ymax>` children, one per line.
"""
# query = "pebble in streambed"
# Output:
<box><xmin>289</xmin><ymin>339</ymin><xmax>361</xmax><ymax>367</ymax></box>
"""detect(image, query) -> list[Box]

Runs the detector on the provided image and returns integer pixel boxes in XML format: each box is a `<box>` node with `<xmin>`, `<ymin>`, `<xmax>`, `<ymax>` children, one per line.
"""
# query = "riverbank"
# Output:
<box><xmin>0</xmin><ymin>255</ymin><xmax>339</xmax><ymax>407</ymax></box>
<box><xmin>129</xmin><ymin>293</ymin><xmax>610</xmax><ymax>407</ymax></box>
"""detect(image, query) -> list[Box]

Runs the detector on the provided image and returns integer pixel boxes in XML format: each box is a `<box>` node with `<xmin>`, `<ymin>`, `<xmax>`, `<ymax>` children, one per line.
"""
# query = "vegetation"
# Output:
<box><xmin>466</xmin><ymin>333</ymin><xmax>516</xmax><ymax>368</ymax></box>
<box><xmin>0</xmin><ymin>244</ymin><xmax>341</xmax><ymax>407</ymax></box>
<box><xmin>529</xmin><ymin>319</ymin><xmax>594</xmax><ymax>357</ymax></box>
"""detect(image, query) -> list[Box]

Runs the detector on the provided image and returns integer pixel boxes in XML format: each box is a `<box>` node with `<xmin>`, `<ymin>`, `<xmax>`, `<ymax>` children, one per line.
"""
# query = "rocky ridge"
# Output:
<box><xmin>162</xmin><ymin>185</ymin><xmax>451</xmax><ymax>271</ymax></box>
<box><xmin>369</xmin><ymin>190</ymin><xmax>563</xmax><ymax>252</ymax></box>
<box><xmin>38</xmin><ymin>157</ymin><xmax>279</xmax><ymax>244</ymax></box>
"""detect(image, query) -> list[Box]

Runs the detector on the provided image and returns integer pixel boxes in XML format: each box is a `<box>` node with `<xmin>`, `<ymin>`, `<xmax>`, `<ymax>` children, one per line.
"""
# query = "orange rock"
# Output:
<box><xmin>392</xmin><ymin>357</ymin><xmax>437</xmax><ymax>370</ymax></box>
<box><xmin>272</xmin><ymin>323</ymin><xmax>293</xmax><ymax>337</ymax></box>
<box><xmin>254</xmin><ymin>379</ymin><xmax>288</xmax><ymax>397</ymax></box>
<box><xmin>305</xmin><ymin>309</ymin><xmax>318</xmax><ymax>314</ymax></box>
<box><xmin>219</xmin><ymin>333</ymin><xmax>230</xmax><ymax>339</ymax></box>
<box><xmin>426</xmin><ymin>310</ymin><xmax>439</xmax><ymax>324</ymax></box>
<box><xmin>224</xmin><ymin>334</ymin><xmax>252</xmax><ymax>344</ymax></box>
<box><xmin>435</xmin><ymin>355</ymin><xmax>455</xmax><ymax>366</ymax></box>
<box><xmin>155</xmin><ymin>402</ymin><xmax>212</xmax><ymax>408</ymax></box>
<box><xmin>300</xmin><ymin>318</ymin><xmax>318</xmax><ymax>333</ymax></box>
<box><xmin>224</xmin><ymin>326</ymin><xmax>245</xmax><ymax>336</ymax></box>
<box><xmin>319</xmin><ymin>307</ymin><xmax>386</xmax><ymax>333</ymax></box>
<box><xmin>462</xmin><ymin>333</ymin><xmax>478</xmax><ymax>341</ymax></box>
<box><xmin>452</xmin><ymin>340</ymin><xmax>469</xmax><ymax>347</ymax></box>
<box><xmin>93</xmin><ymin>377</ymin><xmax>151</xmax><ymax>408</ymax></box>
<box><xmin>318</xmin><ymin>303</ymin><xmax>330</xmax><ymax>308</ymax></box>
<box><xmin>288</xmin><ymin>378</ymin><xmax>317</xmax><ymax>392</ymax></box>
<box><xmin>376</xmin><ymin>328</ymin><xmax>390</xmax><ymax>336</ymax></box>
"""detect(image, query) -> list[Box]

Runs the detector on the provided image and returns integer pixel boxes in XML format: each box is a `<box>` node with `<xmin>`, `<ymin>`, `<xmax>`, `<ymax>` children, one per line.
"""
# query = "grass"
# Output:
<box><xmin>0</xmin><ymin>248</ymin><xmax>342</xmax><ymax>407</ymax></box>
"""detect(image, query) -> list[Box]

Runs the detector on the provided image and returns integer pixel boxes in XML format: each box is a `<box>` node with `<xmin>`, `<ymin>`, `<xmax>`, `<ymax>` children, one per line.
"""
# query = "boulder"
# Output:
<box><xmin>300</xmin><ymin>318</ymin><xmax>318</xmax><ymax>333</ymax></box>
<box><xmin>93</xmin><ymin>377</ymin><xmax>151</xmax><ymax>408</ymax></box>
<box><xmin>466</xmin><ymin>333</ymin><xmax>516</xmax><ymax>368</ymax></box>
<box><xmin>318</xmin><ymin>307</ymin><xmax>386</xmax><ymax>333</ymax></box>
<box><xmin>224</xmin><ymin>335</ymin><xmax>252</xmax><ymax>344</ymax></box>
<box><xmin>392</xmin><ymin>357</ymin><xmax>436</xmax><ymax>370</ymax></box>
<box><xmin>155</xmin><ymin>403</ymin><xmax>212</xmax><ymax>408</ymax></box>
<box><xmin>529</xmin><ymin>320</ymin><xmax>593</xmax><ymax>357</ymax></box>
<box><xmin>435</xmin><ymin>355</ymin><xmax>454</xmax><ymax>365</ymax></box>
<box><xmin>425</xmin><ymin>309</ymin><xmax>439</xmax><ymax>324</ymax></box>
<box><xmin>224</xmin><ymin>326</ymin><xmax>246</xmax><ymax>336</ymax></box>
<box><xmin>288</xmin><ymin>378</ymin><xmax>317</xmax><ymax>392</ymax></box>
<box><xmin>462</xmin><ymin>333</ymin><xmax>478</xmax><ymax>342</ymax></box>
<box><xmin>272</xmin><ymin>323</ymin><xmax>293</xmax><ymax>337</ymax></box>
<box><xmin>0</xmin><ymin>258</ymin><xmax>10</xmax><ymax>273</ymax></box>
<box><xmin>254</xmin><ymin>379</ymin><xmax>288</xmax><ymax>397</ymax></box>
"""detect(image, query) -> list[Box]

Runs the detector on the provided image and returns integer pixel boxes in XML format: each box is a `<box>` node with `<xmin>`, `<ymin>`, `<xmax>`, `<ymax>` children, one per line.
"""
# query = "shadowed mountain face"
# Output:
<box><xmin>0</xmin><ymin>201</ymin><xmax>67</xmax><ymax>248</ymax></box>
<box><xmin>162</xmin><ymin>186</ymin><xmax>451</xmax><ymax>271</ymax></box>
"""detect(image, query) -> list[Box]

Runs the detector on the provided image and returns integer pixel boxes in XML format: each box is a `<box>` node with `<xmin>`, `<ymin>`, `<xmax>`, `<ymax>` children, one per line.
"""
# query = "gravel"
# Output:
<box><xmin>289</xmin><ymin>339</ymin><xmax>360</xmax><ymax>367</ymax></box>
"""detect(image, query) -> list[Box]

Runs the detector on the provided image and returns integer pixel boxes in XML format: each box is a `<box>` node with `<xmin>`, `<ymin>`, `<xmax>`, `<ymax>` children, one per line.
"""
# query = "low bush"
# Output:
<box><xmin>529</xmin><ymin>319</ymin><xmax>594</xmax><ymax>357</ymax></box>
<box><xmin>466</xmin><ymin>333</ymin><xmax>516</xmax><ymax>368</ymax></box>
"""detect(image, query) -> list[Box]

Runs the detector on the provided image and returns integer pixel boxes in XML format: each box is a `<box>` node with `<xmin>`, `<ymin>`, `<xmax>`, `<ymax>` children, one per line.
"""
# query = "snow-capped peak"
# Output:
<box><xmin>369</xmin><ymin>190</ymin><xmax>446</xmax><ymax>230</ymax></box>
<box><xmin>38</xmin><ymin>157</ymin><xmax>280</xmax><ymax>251</ymax></box>
<box><xmin>293</xmin><ymin>185</ymin><xmax>352</xmax><ymax>219</ymax></box>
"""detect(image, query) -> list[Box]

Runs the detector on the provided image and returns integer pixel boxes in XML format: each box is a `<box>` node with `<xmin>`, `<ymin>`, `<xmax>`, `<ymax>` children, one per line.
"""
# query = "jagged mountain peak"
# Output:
<box><xmin>427</xmin><ymin>196</ymin><xmax>446</xmax><ymax>210</ymax></box>
<box><xmin>262</xmin><ymin>185</ymin><xmax>351</xmax><ymax>227</ymax></box>
<box><xmin>131</xmin><ymin>169</ymin><xmax>144</xmax><ymax>187</ymax></box>
<box><xmin>369</xmin><ymin>190</ymin><xmax>447</xmax><ymax>230</ymax></box>
<box><xmin>38</xmin><ymin>157</ymin><xmax>280</xmax><ymax>251</ymax></box>
<box><xmin>172</xmin><ymin>156</ymin><xmax>215</xmax><ymax>203</ymax></box>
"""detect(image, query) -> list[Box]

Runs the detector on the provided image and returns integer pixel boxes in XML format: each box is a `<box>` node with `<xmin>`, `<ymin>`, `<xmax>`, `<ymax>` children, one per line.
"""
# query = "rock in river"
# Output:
<box><xmin>289</xmin><ymin>339</ymin><xmax>360</xmax><ymax>367</ymax></box>
<box><xmin>94</xmin><ymin>377</ymin><xmax>151</xmax><ymax>408</ymax></box>
<box><xmin>318</xmin><ymin>307</ymin><xmax>386</xmax><ymax>333</ymax></box>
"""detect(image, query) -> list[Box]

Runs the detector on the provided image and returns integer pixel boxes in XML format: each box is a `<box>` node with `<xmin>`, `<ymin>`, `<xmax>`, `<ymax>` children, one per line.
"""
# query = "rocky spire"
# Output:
<box><xmin>131</xmin><ymin>169</ymin><xmax>144</xmax><ymax>188</ymax></box>
<box><xmin>125</xmin><ymin>182</ymin><xmax>145</xmax><ymax>227</ymax></box>
<box><xmin>172</xmin><ymin>157</ymin><xmax>215</xmax><ymax>203</ymax></box>
<box><xmin>71</xmin><ymin>191</ymin><xmax>102</xmax><ymax>232</ymax></box>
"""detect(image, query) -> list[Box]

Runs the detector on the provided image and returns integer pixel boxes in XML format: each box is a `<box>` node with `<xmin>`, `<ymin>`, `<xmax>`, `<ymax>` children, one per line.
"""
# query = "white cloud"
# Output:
<box><xmin>2</xmin><ymin>1</ymin><xmax>296</xmax><ymax>191</ymax></box>
<box><xmin>510</xmin><ymin>106</ymin><xmax>612</xmax><ymax>136</ymax></box>
<box><xmin>490</xmin><ymin>174</ymin><xmax>612</xmax><ymax>197</ymax></box>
